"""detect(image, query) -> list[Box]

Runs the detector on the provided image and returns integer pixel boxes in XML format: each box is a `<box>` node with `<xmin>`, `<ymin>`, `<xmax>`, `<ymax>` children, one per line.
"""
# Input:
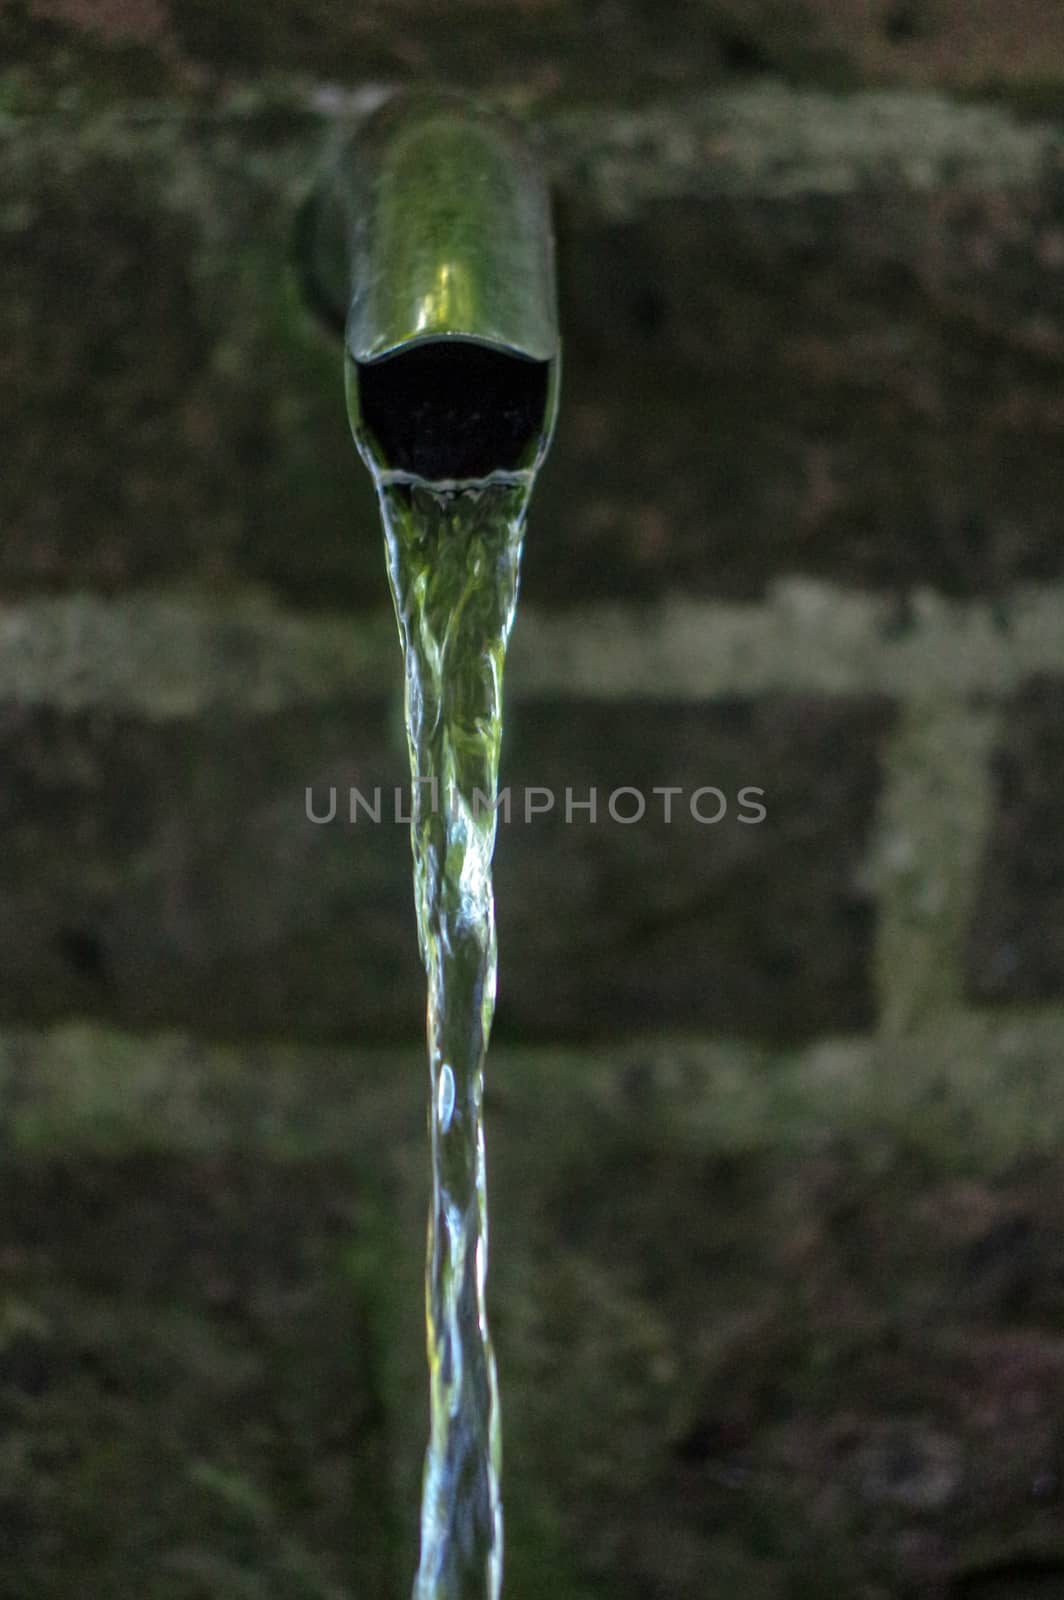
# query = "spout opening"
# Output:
<box><xmin>354</xmin><ymin>338</ymin><xmax>552</xmax><ymax>482</ymax></box>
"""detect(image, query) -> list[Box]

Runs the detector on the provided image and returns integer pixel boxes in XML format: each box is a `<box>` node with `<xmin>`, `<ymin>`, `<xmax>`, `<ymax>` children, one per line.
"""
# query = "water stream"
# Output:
<box><xmin>372</xmin><ymin>466</ymin><xmax>535</xmax><ymax>1600</ymax></box>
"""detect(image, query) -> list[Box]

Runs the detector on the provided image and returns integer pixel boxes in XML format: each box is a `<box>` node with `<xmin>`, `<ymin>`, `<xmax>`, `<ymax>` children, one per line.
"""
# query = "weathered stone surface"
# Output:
<box><xmin>966</xmin><ymin>677</ymin><xmax>1064</xmax><ymax>1006</ymax></box>
<box><xmin>4</xmin><ymin>1019</ymin><xmax>1064</xmax><ymax>1598</ymax></box>
<box><xmin>496</xmin><ymin>695</ymin><xmax>892</xmax><ymax>1038</ymax></box>
<box><xmin>0</xmin><ymin>696</ymin><xmax>420</xmax><ymax>1036</ymax></box>
<box><xmin>5</xmin><ymin>0</ymin><xmax>1064</xmax><ymax>112</ymax></box>
<box><xmin>0</xmin><ymin>113</ymin><xmax>384</xmax><ymax>608</ymax></box>
<box><xmin>3</xmin><ymin>92</ymin><xmax>1064</xmax><ymax>605</ymax></box>
<box><xmin>0</xmin><ymin>1146</ymin><xmax>400</xmax><ymax>1599</ymax></box>
<box><xmin>541</xmin><ymin>92</ymin><xmax>1064</xmax><ymax>602</ymax></box>
<box><xmin>0</xmin><ymin>691</ymin><xmax>891</xmax><ymax>1040</ymax></box>
<box><xmin>491</xmin><ymin>1086</ymin><xmax>1064</xmax><ymax>1600</ymax></box>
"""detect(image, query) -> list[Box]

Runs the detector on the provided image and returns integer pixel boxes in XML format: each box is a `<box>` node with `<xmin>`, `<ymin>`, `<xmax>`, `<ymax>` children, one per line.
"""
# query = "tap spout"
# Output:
<box><xmin>309</xmin><ymin>89</ymin><xmax>560</xmax><ymax>484</ymax></box>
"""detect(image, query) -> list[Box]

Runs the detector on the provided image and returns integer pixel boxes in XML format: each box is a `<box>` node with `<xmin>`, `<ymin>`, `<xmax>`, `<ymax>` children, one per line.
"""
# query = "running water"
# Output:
<box><xmin>374</xmin><ymin>466</ymin><xmax>534</xmax><ymax>1600</ymax></box>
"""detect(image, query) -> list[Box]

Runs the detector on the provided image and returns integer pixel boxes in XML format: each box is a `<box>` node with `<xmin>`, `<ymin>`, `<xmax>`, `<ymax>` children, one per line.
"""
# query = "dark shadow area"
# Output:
<box><xmin>955</xmin><ymin>1563</ymin><xmax>1064</xmax><ymax>1598</ymax></box>
<box><xmin>356</xmin><ymin>340</ymin><xmax>550</xmax><ymax>479</ymax></box>
<box><xmin>293</xmin><ymin>185</ymin><xmax>348</xmax><ymax>342</ymax></box>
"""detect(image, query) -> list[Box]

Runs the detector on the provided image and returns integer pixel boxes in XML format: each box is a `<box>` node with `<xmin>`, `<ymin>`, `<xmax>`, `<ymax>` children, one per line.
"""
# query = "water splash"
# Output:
<box><xmin>375</xmin><ymin>468</ymin><xmax>533</xmax><ymax>1600</ymax></box>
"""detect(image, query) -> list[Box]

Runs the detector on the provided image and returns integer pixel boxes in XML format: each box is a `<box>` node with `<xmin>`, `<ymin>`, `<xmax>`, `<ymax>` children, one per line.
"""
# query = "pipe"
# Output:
<box><xmin>308</xmin><ymin>89</ymin><xmax>561</xmax><ymax>484</ymax></box>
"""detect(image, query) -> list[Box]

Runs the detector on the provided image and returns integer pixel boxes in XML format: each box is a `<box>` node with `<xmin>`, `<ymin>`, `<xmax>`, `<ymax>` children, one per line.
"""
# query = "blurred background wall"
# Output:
<box><xmin>2</xmin><ymin>3</ymin><xmax>1064</xmax><ymax>1596</ymax></box>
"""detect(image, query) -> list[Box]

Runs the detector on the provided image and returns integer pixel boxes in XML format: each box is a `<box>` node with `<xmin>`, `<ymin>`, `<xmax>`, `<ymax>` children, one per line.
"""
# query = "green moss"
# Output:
<box><xmin>5</xmin><ymin>1024</ymin><xmax>1064</xmax><ymax>1594</ymax></box>
<box><xmin>0</xmin><ymin>1153</ymin><xmax>400</xmax><ymax>1598</ymax></box>
<box><xmin>960</xmin><ymin>76</ymin><xmax>1064</xmax><ymax>126</ymax></box>
<box><xmin>0</xmin><ymin>2</ymin><xmax>177</xmax><ymax>114</ymax></box>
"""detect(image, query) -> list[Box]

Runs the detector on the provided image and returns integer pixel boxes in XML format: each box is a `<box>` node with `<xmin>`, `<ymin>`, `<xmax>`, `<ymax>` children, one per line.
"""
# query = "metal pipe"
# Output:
<box><xmin>309</xmin><ymin>89</ymin><xmax>561</xmax><ymax>484</ymax></box>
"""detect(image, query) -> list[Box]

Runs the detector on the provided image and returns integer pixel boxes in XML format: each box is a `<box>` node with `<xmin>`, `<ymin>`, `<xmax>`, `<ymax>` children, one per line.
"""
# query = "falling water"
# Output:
<box><xmin>373</xmin><ymin>465</ymin><xmax>534</xmax><ymax>1600</ymax></box>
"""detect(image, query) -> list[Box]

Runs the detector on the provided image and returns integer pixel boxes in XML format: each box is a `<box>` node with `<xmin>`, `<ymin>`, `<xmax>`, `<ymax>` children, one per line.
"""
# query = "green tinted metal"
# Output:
<box><xmin>340</xmin><ymin>90</ymin><xmax>558</xmax><ymax>365</ymax></box>
<box><xmin>312</xmin><ymin>89</ymin><xmax>560</xmax><ymax>482</ymax></box>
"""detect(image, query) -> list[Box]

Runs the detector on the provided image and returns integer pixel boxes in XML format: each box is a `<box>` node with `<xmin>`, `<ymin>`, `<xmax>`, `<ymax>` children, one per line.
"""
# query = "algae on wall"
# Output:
<box><xmin>4</xmin><ymin>1024</ymin><xmax>1064</xmax><ymax>1598</ymax></box>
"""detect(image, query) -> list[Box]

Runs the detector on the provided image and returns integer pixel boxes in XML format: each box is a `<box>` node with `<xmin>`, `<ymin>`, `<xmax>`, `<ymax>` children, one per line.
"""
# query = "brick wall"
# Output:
<box><xmin>4</xmin><ymin>76</ymin><xmax>1064</xmax><ymax>1044</ymax></box>
<box><xmin>3</xmin><ymin>7</ymin><xmax>1064</xmax><ymax>1598</ymax></box>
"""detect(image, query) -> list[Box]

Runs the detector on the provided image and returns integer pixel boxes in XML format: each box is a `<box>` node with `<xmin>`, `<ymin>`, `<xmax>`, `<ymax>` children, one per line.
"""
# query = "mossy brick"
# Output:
<box><xmin>6</xmin><ymin>1026</ymin><xmax>1064</xmax><ymax>1597</ymax></box>
<box><xmin>6</xmin><ymin>0</ymin><xmax>1064</xmax><ymax>113</ymax></box>
<box><xmin>4</xmin><ymin>96</ymin><xmax>1064</xmax><ymax>605</ymax></box>
<box><xmin>0</xmin><ymin>1151</ymin><xmax>400</xmax><ymax>1600</ymax></box>
<box><xmin>0</xmin><ymin>123</ymin><xmax>384</xmax><ymax>608</ymax></box>
<box><xmin>495</xmin><ymin>693</ymin><xmax>893</xmax><ymax>1039</ymax></box>
<box><xmin>966</xmin><ymin>676</ymin><xmax>1064</xmax><ymax>1007</ymax></box>
<box><xmin>540</xmin><ymin>147</ymin><xmax>1064</xmax><ymax>603</ymax></box>
<box><xmin>0</xmin><ymin>695</ymin><xmax>418</xmax><ymax>1038</ymax></box>
<box><xmin>0</xmin><ymin>691</ymin><xmax>891</xmax><ymax>1042</ymax></box>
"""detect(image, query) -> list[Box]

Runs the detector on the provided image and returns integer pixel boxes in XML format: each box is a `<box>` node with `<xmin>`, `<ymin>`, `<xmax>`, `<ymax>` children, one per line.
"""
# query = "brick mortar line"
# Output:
<box><xmin>546</xmin><ymin>85</ymin><xmax>1063</xmax><ymax>206</ymax></box>
<box><xmin>1</xmin><ymin>585</ymin><xmax>1063</xmax><ymax>712</ymax></box>
<box><xmin>513</xmin><ymin>583</ymin><xmax>1064</xmax><ymax>701</ymax></box>
<box><xmin>3</xmin><ymin>85</ymin><xmax>1060</xmax><ymax>201</ymax></box>
<box><xmin>3</xmin><ymin>1014</ymin><xmax>1063</xmax><ymax>1170</ymax></box>
<box><xmin>869</xmin><ymin>696</ymin><xmax>1000</xmax><ymax>1036</ymax></box>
